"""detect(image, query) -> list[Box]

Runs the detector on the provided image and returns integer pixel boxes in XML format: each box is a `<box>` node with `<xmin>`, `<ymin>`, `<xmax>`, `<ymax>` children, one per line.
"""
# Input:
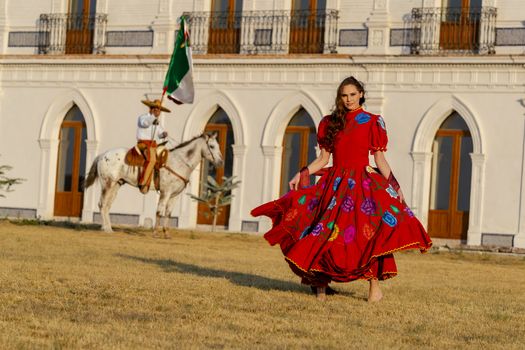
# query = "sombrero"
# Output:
<box><xmin>141</xmin><ymin>99</ymin><xmax>171</xmax><ymax>113</ymax></box>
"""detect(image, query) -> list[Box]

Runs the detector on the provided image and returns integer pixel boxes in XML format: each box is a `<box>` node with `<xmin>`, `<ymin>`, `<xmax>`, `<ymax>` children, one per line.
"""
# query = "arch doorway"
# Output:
<box><xmin>280</xmin><ymin>108</ymin><xmax>317</xmax><ymax>196</ymax></box>
<box><xmin>198</xmin><ymin>107</ymin><xmax>234</xmax><ymax>226</ymax></box>
<box><xmin>428</xmin><ymin>112</ymin><xmax>473</xmax><ymax>240</ymax></box>
<box><xmin>54</xmin><ymin>105</ymin><xmax>87</xmax><ymax>217</ymax></box>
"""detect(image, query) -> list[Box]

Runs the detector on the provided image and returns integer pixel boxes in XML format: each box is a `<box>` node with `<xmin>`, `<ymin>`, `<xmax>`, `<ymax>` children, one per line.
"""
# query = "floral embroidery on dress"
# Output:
<box><xmin>341</xmin><ymin>196</ymin><xmax>355</xmax><ymax>212</ymax></box>
<box><xmin>343</xmin><ymin>225</ymin><xmax>356</xmax><ymax>243</ymax></box>
<box><xmin>390</xmin><ymin>204</ymin><xmax>400</xmax><ymax>214</ymax></box>
<box><xmin>362</xmin><ymin>178</ymin><xmax>372</xmax><ymax>191</ymax></box>
<box><xmin>328</xmin><ymin>196</ymin><xmax>337</xmax><ymax>210</ymax></box>
<box><xmin>298</xmin><ymin>195</ymin><xmax>307</xmax><ymax>205</ymax></box>
<box><xmin>333</xmin><ymin>177</ymin><xmax>342</xmax><ymax>191</ymax></box>
<box><xmin>361</xmin><ymin>197</ymin><xmax>376</xmax><ymax>215</ymax></box>
<box><xmin>382</xmin><ymin>211</ymin><xmax>398</xmax><ymax>227</ymax></box>
<box><xmin>347</xmin><ymin>178</ymin><xmax>356</xmax><ymax>189</ymax></box>
<box><xmin>312</xmin><ymin>223</ymin><xmax>323</xmax><ymax>236</ymax></box>
<box><xmin>386</xmin><ymin>185</ymin><xmax>399</xmax><ymax>199</ymax></box>
<box><xmin>404</xmin><ymin>206</ymin><xmax>415</xmax><ymax>218</ymax></box>
<box><xmin>328</xmin><ymin>224</ymin><xmax>340</xmax><ymax>241</ymax></box>
<box><xmin>363</xmin><ymin>223</ymin><xmax>375</xmax><ymax>239</ymax></box>
<box><xmin>355</xmin><ymin>112</ymin><xmax>371</xmax><ymax>124</ymax></box>
<box><xmin>285</xmin><ymin>208</ymin><xmax>299</xmax><ymax>222</ymax></box>
<box><xmin>307</xmin><ymin>198</ymin><xmax>319</xmax><ymax>212</ymax></box>
<box><xmin>366</xmin><ymin>166</ymin><xmax>377</xmax><ymax>173</ymax></box>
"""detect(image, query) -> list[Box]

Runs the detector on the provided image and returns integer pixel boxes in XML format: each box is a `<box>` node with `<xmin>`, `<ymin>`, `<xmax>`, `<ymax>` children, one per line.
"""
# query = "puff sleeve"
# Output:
<box><xmin>316</xmin><ymin>116</ymin><xmax>331</xmax><ymax>151</ymax></box>
<box><xmin>369</xmin><ymin>115</ymin><xmax>388</xmax><ymax>154</ymax></box>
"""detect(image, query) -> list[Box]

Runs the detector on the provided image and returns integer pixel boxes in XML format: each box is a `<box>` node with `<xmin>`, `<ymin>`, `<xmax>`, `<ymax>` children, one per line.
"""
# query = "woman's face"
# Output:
<box><xmin>340</xmin><ymin>84</ymin><xmax>363</xmax><ymax>111</ymax></box>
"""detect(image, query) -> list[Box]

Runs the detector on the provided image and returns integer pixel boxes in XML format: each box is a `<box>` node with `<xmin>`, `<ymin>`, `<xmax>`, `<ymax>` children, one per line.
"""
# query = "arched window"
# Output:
<box><xmin>280</xmin><ymin>108</ymin><xmax>317</xmax><ymax>196</ymax></box>
<box><xmin>54</xmin><ymin>105</ymin><xmax>87</xmax><ymax>217</ymax></box>
<box><xmin>198</xmin><ymin>107</ymin><xmax>234</xmax><ymax>226</ymax></box>
<box><xmin>428</xmin><ymin>112</ymin><xmax>472</xmax><ymax>240</ymax></box>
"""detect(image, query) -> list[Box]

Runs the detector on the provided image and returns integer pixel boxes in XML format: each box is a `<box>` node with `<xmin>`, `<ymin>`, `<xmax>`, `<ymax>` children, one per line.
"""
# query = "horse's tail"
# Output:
<box><xmin>83</xmin><ymin>156</ymin><xmax>100</xmax><ymax>189</ymax></box>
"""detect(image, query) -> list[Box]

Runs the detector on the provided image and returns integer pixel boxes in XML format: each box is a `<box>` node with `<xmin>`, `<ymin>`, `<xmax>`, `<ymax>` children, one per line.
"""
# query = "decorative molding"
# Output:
<box><xmin>495</xmin><ymin>28</ymin><xmax>525</xmax><ymax>46</ymax></box>
<box><xmin>389</xmin><ymin>28</ymin><xmax>411</xmax><ymax>47</ymax></box>
<box><xmin>8</xmin><ymin>32</ymin><xmax>39</xmax><ymax>47</ymax></box>
<box><xmin>106</xmin><ymin>31</ymin><xmax>154</xmax><ymax>47</ymax></box>
<box><xmin>339</xmin><ymin>29</ymin><xmax>368</xmax><ymax>47</ymax></box>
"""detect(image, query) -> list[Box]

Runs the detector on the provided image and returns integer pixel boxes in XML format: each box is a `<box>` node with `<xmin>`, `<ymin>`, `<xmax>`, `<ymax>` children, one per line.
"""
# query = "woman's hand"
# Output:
<box><xmin>289</xmin><ymin>172</ymin><xmax>301</xmax><ymax>191</ymax></box>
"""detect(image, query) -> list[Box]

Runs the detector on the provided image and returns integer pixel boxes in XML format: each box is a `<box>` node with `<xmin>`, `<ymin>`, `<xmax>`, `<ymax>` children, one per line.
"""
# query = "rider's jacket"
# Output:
<box><xmin>136</xmin><ymin>113</ymin><xmax>165</xmax><ymax>142</ymax></box>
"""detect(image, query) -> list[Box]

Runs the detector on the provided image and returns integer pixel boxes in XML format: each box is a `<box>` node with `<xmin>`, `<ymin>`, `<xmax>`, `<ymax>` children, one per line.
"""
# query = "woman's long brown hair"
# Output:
<box><xmin>320</xmin><ymin>76</ymin><xmax>366</xmax><ymax>152</ymax></box>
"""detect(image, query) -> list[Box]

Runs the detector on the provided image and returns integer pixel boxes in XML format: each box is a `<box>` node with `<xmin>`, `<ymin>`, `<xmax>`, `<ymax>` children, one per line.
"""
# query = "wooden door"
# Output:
<box><xmin>428</xmin><ymin>129</ymin><xmax>471</xmax><ymax>239</ymax></box>
<box><xmin>197</xmin><ymin>124</ymin><xmax>231</xmax><ymax>226</ymax></box>
<box><xmin>208</xmin><ymin>0</ymin><xmax>242</xmax><ymax>54</ymax></box>
<box><xmin>439</xmin><ymin>0</ymin><xmax>480</xmax><ymax>51</ymax></box>
<box><xmin>54</xmin><ymin>110</ymin><xmax>87</xmax><ymax>217</ymax></box>
<box><xmin>66</xmin><ymin>0</ymin><xmax>97</xmax><ymax>54</ymax></box>
<box><xmin>289</xmin><ymin>0</ymin><xmax>326</xmax><ymax>53</ymax></box>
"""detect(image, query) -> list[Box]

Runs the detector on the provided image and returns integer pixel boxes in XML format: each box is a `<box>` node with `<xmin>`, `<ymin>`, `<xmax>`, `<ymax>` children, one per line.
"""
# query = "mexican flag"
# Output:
<box><xmin>163</xmin><ymin>16</ymin><xmax>194</xmax><ymax>104</ymax></box>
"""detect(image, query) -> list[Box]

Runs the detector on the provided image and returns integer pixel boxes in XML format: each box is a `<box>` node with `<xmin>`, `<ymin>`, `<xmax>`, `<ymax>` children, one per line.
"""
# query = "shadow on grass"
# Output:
<box><xmin>6</xmin><ymin>218</ymin><xmax>146</xmax><ymax>235</ymax></box>
<box><xmin>117</xmin><ymin>253</ymin><xmax>315</xmax><ymax>294</ymax></box>
<box><xmin>117</xmin><ymin>253</ymin><xmax>361</xmax><ymax>299</ymax></box>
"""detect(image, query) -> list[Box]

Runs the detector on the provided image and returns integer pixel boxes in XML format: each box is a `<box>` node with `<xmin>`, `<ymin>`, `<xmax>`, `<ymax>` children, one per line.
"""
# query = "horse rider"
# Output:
<box><xmin>137</xmin><ymin>99</ymin><xmax>170</xmax><ymax>194</ymax></box>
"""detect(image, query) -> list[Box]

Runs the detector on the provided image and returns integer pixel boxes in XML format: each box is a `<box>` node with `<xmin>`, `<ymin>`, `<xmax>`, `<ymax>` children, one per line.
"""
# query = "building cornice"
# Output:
<box><xmin>0</xmin><ymin>54</ymin><xmax>524</xmax><ymax>66</ymax></box>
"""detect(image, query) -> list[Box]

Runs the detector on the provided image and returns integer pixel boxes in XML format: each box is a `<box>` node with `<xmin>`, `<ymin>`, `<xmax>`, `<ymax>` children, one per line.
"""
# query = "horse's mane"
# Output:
<box><xmin>170</xmin><ymin>133</ymin><xmax>207</xmax><ymax>152</ymax></box>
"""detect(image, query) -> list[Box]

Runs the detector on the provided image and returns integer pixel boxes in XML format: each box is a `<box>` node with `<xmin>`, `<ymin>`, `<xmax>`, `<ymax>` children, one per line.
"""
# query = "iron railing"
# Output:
<box><xmin>186</xmin><ymin>9</ymin><xmax>338</xmax><ymax>55</ymax></box>
<box><xmin>38</xmin><ymin>13</ymin><xmax>108</xmax><ymax>54</ymax></box>
<box><xmin>411</xmin><ymin>7</ymin><xmax>496</xmax><ymax>55</ymax></box>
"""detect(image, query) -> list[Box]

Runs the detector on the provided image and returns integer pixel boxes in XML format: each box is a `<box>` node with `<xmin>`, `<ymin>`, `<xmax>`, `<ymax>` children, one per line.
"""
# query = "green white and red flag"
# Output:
<box><xmin>163</xmin><ymin>16</ymin><xmax>194</xmax><ymax>105</ymax></box>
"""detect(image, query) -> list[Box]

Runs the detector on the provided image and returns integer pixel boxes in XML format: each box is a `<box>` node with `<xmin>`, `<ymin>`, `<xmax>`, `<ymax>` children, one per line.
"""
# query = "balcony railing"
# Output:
<box><xmin>38</xmin><ymin>13</ymin><xmax>108</xmax><ymax>54</ymax></box>
<box><xmin>411</xmin><ymin>7</ymin><xmax>497</xmax><ymax>55</ymax></box>
<box><xmin>186</xmin><ymin>9</ymin><xmax>338</xmax><ymax>55</ymax></box>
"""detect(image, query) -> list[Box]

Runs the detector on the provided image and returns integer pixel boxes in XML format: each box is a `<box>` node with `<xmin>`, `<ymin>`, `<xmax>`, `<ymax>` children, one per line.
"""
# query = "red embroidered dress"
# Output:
<box><xmin>251</xmin><ymin>108</ymin><xmax>432</xmax><ymax>285</ymax></box>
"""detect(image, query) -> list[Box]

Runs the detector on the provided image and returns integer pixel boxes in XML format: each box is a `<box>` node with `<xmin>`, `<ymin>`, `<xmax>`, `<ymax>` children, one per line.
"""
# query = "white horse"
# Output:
<box><xmin>84</xmin><ymin>132</ymin><xmax>224</xmax><ymax>236</ymax></box>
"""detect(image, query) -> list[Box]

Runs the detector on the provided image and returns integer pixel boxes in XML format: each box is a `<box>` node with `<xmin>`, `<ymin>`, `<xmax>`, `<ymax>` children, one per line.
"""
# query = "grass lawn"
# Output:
<box><xmin>0</xmin><ymin>220</ymin><xmax>524</xmax><ymax>349</ymax></box>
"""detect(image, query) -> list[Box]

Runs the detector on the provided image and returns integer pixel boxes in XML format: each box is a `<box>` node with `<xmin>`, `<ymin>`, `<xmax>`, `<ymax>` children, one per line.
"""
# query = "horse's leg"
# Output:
<box><xmin>154</xmin><ymin>191</ymin><xmax>170</xmax><ymax>238</ymax></box>
<box><xmin>162</xmin><ymin>194</ymin><xmax>179</xmax><ymax>237</ymax></box>
<box><xmin>99</xmin><ymin>180</ymin><xmax>120</xmax><ymax>233</ymax></box>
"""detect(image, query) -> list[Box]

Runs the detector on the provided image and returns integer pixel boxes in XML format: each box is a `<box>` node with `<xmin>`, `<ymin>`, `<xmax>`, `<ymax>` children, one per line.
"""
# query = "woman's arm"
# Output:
<box><xmin>374</xmin><ymin>151</ymin><xmax>405</xmax><ymax>202</ymax></box>
<box><xmin>289</xmin><ymin>148</ymin><xmax>331</xmax><ymax>191</ymax></box>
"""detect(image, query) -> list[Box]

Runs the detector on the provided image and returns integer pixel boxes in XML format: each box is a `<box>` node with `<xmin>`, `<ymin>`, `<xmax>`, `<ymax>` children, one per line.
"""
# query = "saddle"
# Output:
<box><xmin>125</xmin><ymin>145</ymin><xmax>169</xmax><ymax>190</ymax></box>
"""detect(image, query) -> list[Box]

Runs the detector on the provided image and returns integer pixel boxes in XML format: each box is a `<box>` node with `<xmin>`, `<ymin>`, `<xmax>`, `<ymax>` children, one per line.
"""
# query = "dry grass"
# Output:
<box><xmin>0</xmin><ymin>220</ymin><xmax>524</xmax><ymax>349</ymax></box>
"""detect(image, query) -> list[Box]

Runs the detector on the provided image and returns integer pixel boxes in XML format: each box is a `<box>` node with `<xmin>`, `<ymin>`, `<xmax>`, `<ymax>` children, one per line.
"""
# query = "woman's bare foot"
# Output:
<box><xmin>368</xmin><ymin>279</ymin><xmax>383</xmax><ymax>302</ymax></box>
<box><xmin>316</xmin><ymin>286</ymin><xmax>327</xmax><ymax>301</ymax></box>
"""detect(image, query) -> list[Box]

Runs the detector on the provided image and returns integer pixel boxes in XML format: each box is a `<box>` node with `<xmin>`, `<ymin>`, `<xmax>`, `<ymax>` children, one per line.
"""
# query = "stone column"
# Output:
<box><xmin>410</xmin><ymin>151</ymin><xmax>433</xmax><ymax>227</ymax></box>
<box><xmin>151</xmin><ymin>0</ymin><xmax>175</xmax><ymax>54</ymax></box>
<box><xmin>0</xmin><ymin>1</ymin><xmax>7</xmax><ymax>54</ymax></box>
<box><xmin>467</xmin><ymin>153</ymin><xmax>486</xmax><ymax>246</ymax></box>
<box><xmin>364</xmin><ymin>0</ymin><xmax>391</xmax><ymax>55</ymax></box>
<box><xmin>37</xmin><ymin>139</ymin><xmax>59</xmax><ymax>220</ymax></box>
<box><xmin>228</xmin><ymin>144</ymin><xmax>247</xmax><ymax>232</ymax></box>
<box><xmin>515</xmin><ymin>108</ymin><xmax>525</xmax><ymax>248</ymax></box>
<box><xmin>81</xmin><ymin>140</ymin><xmax>99</xmax><ymax>223</ymax></box>
<box><xmin>258</xmin><ymin>145</ymin><xmax>282</xmax><ymax>232</ymax></box>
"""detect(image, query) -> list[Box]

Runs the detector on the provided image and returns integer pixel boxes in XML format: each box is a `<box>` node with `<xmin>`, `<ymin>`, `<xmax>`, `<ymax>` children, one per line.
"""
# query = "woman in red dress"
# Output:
<box><xmin>251</xmin><ymin>77</ymin><xmax>432</xmax><ymax>301</ymax></box>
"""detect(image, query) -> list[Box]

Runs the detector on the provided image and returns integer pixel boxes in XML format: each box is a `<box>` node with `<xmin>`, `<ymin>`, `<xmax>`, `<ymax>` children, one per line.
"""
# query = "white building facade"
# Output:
<box><xmin>1</xmin><ymin>0</ymin><xmax>524</xmax><ymax>248</ymax></box>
